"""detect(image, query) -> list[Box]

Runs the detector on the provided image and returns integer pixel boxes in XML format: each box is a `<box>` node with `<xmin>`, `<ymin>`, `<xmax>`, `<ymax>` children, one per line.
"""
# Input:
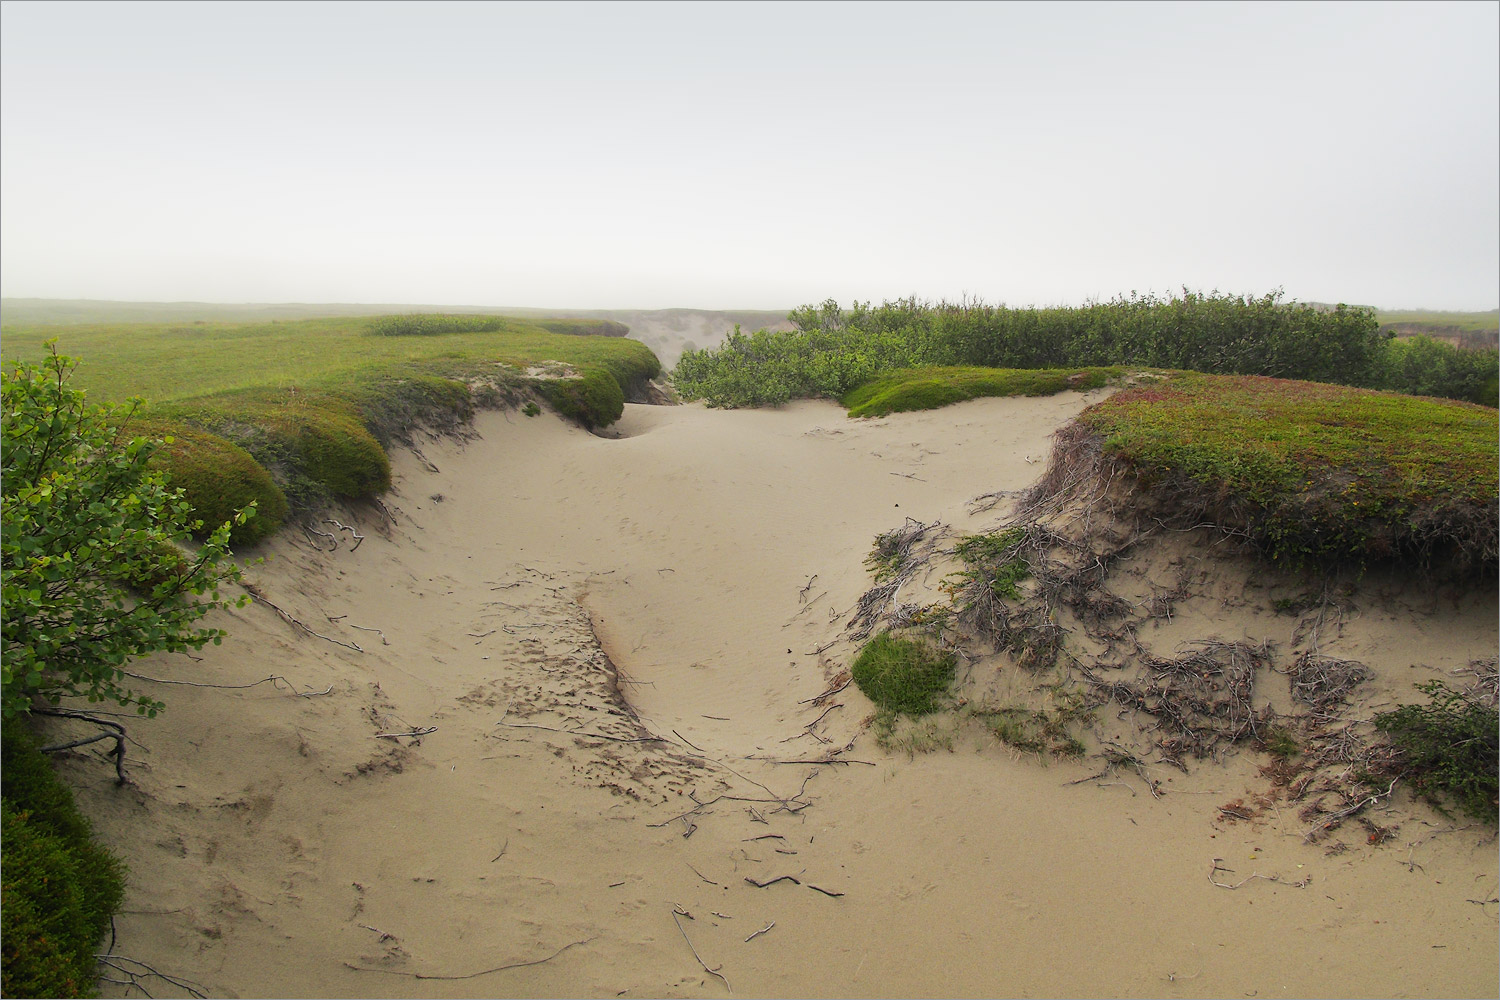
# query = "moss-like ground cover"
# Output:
<box><xmin>1077</xmin><ymin>373</ymin><xmax>1498</xmax><ymax>570</ymax></box>
<box><xmin>841</xmin><ymin>365</ymin><xmax>1128</xmax><ymax>417</ymax></box>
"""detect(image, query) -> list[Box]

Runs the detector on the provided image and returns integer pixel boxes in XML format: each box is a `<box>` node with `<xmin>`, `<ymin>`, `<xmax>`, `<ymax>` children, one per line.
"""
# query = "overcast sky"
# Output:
<box><xmin>2</xmin><ymin>1</ymin><xmax>1496</xmax><ymax>311</ymax></box>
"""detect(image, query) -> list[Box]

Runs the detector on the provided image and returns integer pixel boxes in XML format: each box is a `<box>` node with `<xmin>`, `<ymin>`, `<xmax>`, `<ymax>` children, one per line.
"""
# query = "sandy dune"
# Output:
<box><xmin>53</xmin><ymin>394</ymin><xmax>1497</xmax><ymax>999</ymax></box>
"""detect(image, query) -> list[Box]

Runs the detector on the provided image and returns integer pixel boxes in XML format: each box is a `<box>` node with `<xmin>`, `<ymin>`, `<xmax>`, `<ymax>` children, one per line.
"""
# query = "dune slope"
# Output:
<box><xmin>53</xmin><ymin>395</ymin><xmax>1497</xmax><ymax>999</ymax></box>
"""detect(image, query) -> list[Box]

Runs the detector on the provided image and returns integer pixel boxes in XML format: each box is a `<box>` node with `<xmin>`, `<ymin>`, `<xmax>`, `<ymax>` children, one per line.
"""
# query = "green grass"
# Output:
<box><xmin>851</xmin><ymin>633</ymin><xmax>956</xmax><ymax>716</ymax></box>
<box><xmin>1077</xmin><ymin>373</ymin><xmax>1498</xmax><ymax>569</ymax></box>
<box><xmin>0</xmin><ymin>315</ymin><xmax>659</xmax><ymax>405</ymax></box>
<box><xmin>1375</xmin><ymin>309</ymin><xmax>1499</xmax><ymax>333</ymax></box>
<box><xmin>1</xmin><ymin>316</ymin><xmax>662</xmax><ymax>544</ymax></box>
<box><xmin>841</xmin><ymin>366</ymin><xmax>1127</xmax><ymax>417</ymax></box>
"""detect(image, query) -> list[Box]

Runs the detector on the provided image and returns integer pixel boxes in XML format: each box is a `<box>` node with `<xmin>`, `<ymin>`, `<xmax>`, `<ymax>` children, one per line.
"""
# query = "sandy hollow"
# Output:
<box><xmin>52</xmin><ymin>393</ymin><xmax>1498</xmax><ymax>999</ymax></box>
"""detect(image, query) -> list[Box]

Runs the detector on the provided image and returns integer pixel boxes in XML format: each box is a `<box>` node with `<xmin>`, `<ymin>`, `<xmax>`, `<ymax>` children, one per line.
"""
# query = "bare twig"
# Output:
<box><xmin>326</xmin><ymin>518</ymin><xmax>366</xmax><ymax>551</ymax></box>
<box><xmin>672</xmin><ymin>908</ymin><xmax>730</xmax><ymax>993</ymax></box>
<box><xmin>345</xmin><ymin>937</ymin><xmax>594</xmax><ymax>980</ymax></box>
<box><xmin>94</xmin><ymin>954</ymin><xmax>209</xmax><ymax>999</ymax></box>
<box><xmin>242</xmin><ymin>584</ymin><xmax>363</xmax><ymax>652</ymax></box>
<box><xmin>744</xmin><ymin>875</ymin><xmax>801</xmax><ymax>888</ymax></box>
<box><xmin>687</xmin><ymin>863</ymin><xmax>719</xmax><ymax>886</ymax></box>
<box><xmin>374</xmin><ymin>727</ymin><xmax>436</xmax><ymax>740</ymax></box>
<box><xmin>347</xmin><ymin>623</ymin><xmax>389</xmax><ymax>645</ymax></box>
<box><xmin>744</xmin><ymin>921</ymin><xmax>775</xmax><ymax>942</ymax></box>
<box><xmin>120</xmin><ymin>670</ymin><xmax>332</xmax><ymax>698</ymax></box>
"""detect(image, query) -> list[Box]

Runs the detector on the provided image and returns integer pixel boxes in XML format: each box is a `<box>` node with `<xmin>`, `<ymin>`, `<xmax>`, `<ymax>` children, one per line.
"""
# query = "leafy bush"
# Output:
<box><xmin>368</xmin><ymin>313</ymin><xmax>510</xmax><ymax>336</ymax></box>
<box><xmin>540</xmin><ymin>368</ymin><xmax>625</xmax><ymax>430</ymax></box>
<box><xmin>674</xmin><ymin>291</ymin><xmax>1401</xmax><ymax>408</ymax></box>
<box><xmin>2</xmin><ymin>726</ymin><xmax>127</xmax><ymax>999</ymax></box>
<box><xmin>2</xmin><ymin>351</ymin><xmax>249</xmax><ymax>720</ymax></box>
<box><xmin>1375</xmin><ymin>681</ymin><xmax>1498</xmax><ymax>822</ymax></box>
<box><xmin>1377</xmin><ymin>335</ymin><xmax>1499</xmax><ymax>406</ymax></box>
<box><xmin>851</xmin><ymin>633</ymin><xmax>956</xmax><ymax>716</ymax></box>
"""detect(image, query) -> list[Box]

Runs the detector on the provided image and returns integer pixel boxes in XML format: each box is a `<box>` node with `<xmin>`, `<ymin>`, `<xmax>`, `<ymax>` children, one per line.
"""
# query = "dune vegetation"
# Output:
<box><xmin>0</xmin><ymin>314</ymin><xmax>661</xmax><ymax>544</ymax></box>
<box><xmin>673</xmin><ymin>291</ymin><xmax>1499</xmax><ymax>408</ymax></box>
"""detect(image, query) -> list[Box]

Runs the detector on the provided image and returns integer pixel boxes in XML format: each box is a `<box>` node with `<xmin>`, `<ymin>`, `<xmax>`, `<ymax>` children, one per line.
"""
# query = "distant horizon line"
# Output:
<box><xmin>3</xmin><ymin>295</ymin><xmax>1498</xmax><ymax>316</ymax></box>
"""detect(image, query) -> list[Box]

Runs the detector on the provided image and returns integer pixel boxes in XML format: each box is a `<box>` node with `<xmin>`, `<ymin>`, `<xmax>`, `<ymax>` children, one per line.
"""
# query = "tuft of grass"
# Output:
<box><xmin>1260</xmin><ymin>728</ymin><xmax>1302</xmax><ymax>759</ymax></box>
<box><xmin>873</xmin><ymin>711</ymin><xmax>957</xmax><ymax>759</ymax></box>
<box><xmin>1374</xmin><ymin>681</ymin><xmax>1498</xmax><ymax>823</ymax></box>
<box><xmin>1076</xmin><ymin>372</ymin><xmax>1498</xmax><ymax>571</ymax></box>
<box><xmin>973</xmin><ymin>690</ymin><xmax>1092</xmax><ymax>760</ymax></box>
<box><xmin>842</xmin><ymin>366</ymin><xmax>1125</xmax><ymax>418</ymax></box>
<box><xmin>851</xmin><ymin>633</ymin><xmax>956</xmax><ymax>716</ymax></box>
<box><xmin>2</xmin><ymin>726</ymin><xmax>127</xmax><ymax>999</ymax></box>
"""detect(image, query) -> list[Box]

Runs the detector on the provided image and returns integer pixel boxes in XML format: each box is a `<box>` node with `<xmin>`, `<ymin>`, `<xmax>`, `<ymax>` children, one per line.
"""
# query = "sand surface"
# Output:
<box><xmin>52</xmin><ymin>394</ymin><xmax>1498</xmax><ymax>999</ymax></box>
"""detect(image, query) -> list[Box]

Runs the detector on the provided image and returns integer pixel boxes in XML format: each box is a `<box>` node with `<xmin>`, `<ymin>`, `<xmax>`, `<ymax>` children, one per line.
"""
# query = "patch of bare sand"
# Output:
<box><xmin>52</xmin><ymin>394</ymin><xmax>1497</xmax><ymax>999</ymax></box>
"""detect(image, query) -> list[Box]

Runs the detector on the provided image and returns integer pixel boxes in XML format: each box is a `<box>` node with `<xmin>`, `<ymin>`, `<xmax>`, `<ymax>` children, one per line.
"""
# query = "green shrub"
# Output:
<box><xmin>368</xmin><ymin>313</ymin><xmax>509</xmax><ymax>336</ymax></box>
<box><xmin>851</xmin><ymin>633</ymin><xmax>956</xmax><ymax>716</ymax></box>
<box><xmin>137</xmin><ymin>422</ymin><xmax>288</xmax><ymax>547</ymax></box>
<box><xmin>539</xmin><ymin>368</ymin><xmax>625</xmax><ymax>430</ymax></box>
<box><xmin>954</xmin><ymin>527</ymin><xmax>1031</xmax><ymax>599</ymax></box>
<box><xmin>1376</xmin><ymin>335</ymin><xmax>1499</xmax><ymax>406</ymax></box>
<box><xmin>673</xmin><ymin>290</ymin><xmax>1401</xmax><ymax>409</ymax></box>
<box><xmin>3</xmin><ymin>351</ymin><xmax>248</xmax><ymax>720</ymax></box>
<box><xmin>2</xmin><ymin>727</ymin><xmax>127</xmax><ymax>999</ymax></box>
<box><xmin>1374</xmin><ymin>681</ymin><xmax>1498</xmax><ymax>822</ymax></box>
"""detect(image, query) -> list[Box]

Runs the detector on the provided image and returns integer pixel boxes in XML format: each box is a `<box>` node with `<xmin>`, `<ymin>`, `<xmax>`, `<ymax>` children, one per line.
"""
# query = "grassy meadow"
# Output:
<box><xmin>1</xmin><ymin>314</ymin><xmax>661</xmax><ymax>546</ymax></box>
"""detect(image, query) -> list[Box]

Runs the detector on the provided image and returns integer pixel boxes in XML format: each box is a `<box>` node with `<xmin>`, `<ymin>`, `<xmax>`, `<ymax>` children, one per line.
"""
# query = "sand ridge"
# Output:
<box><xmin>48</xmin><ymin>395</ymin><xmax>1499</xmax><ymax>999</ymax></box>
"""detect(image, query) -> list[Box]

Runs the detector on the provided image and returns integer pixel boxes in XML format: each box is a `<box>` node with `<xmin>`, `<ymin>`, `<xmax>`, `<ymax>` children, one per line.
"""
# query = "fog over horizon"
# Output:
<box><xmin>2</xmin><ymin>1</ymin><xmax>1497</xmax><ymax>313</ymax></box>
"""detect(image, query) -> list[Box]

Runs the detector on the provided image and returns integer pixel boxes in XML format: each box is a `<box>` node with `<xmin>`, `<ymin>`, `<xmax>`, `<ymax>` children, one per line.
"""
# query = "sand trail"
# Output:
<box><xmin>48</xmin><ymin>395</ymin><xmax>1498</xmax><ymax>999</ymax></box>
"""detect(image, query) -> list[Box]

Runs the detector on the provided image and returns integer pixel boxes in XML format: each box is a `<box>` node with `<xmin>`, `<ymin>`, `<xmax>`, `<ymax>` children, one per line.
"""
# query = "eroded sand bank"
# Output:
<box><xmin>56</xmin><ymin>396</ymin><xmax>1497</xmax><ymax>999</ymax></box>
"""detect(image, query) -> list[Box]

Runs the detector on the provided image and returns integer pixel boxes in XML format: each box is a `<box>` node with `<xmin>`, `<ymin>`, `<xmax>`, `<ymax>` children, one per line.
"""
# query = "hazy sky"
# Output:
<box><xmin>2</xmin><ymin>1</ymin><xmax>1497</xmax><ymax>310</ymax></box>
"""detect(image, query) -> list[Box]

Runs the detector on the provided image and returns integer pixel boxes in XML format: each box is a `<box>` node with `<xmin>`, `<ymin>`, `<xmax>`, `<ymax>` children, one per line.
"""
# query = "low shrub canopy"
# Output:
<box><xmin>1375</xmin><ymin>681</ymin><xmax>1498</xmax><ymax>822</ymax></box>
<box><xmin>851</xmin><ymin>633</ymin><xmax>956</xmax><ymax>716</ymax></box>
<box><xmin>671</xmin><ymin>291</ymin><xmax>1497</xmax><ymax>408</ymax></box>
<box><xmin>2</xmin><ymin>351</ymin><xmax>247</xmax><ymax>720</ymax></box>
<box><xmin>2</xmin><ymin>727</ymin><xmax>127</xmax><ymax>999</ymax></box>
<box><xmin>1077</xmin><ymin>373</ymin><xmax>1499</xmax><ymax>570</ymax></box>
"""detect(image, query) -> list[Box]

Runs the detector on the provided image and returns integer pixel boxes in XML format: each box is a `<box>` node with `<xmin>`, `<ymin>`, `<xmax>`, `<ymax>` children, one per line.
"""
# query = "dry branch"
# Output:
<box><xmin>672</xmin><ymin>907</ymin><xmax>730</xmax><ymax>993</ymax></box>
<box><xmin>345</xmin><ymin>937</ymin><xmax>594</xmax><ymax>980</ymax></box>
